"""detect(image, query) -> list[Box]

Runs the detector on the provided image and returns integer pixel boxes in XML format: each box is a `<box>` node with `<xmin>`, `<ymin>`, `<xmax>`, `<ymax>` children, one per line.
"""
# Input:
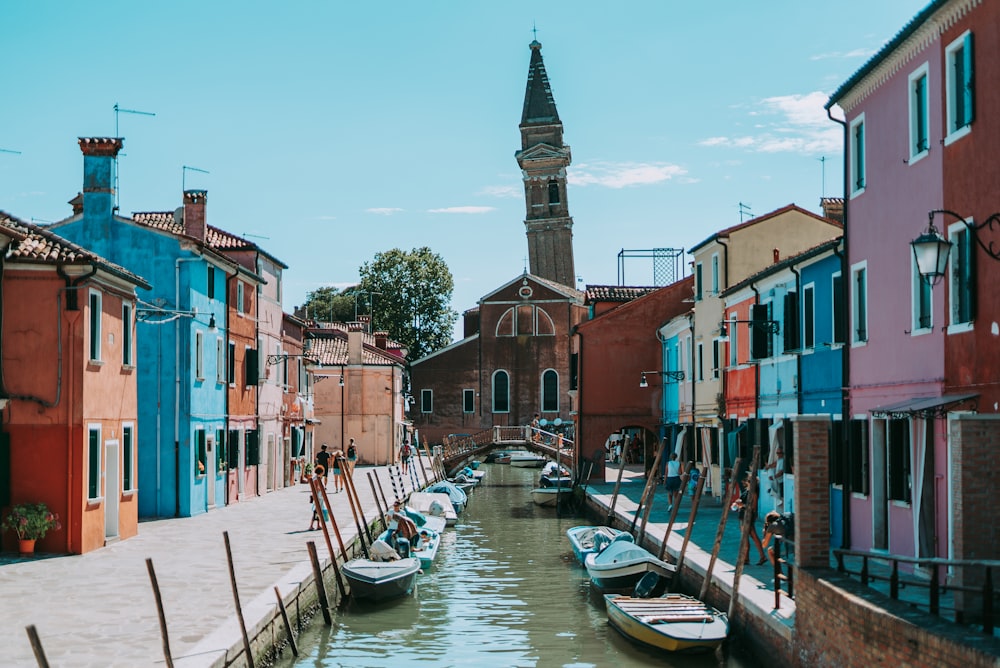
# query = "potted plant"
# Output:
<box><xmin>300</xmin><ymin>462</ymin><xmax>313</xmax><ymax>484</ymax></box>
<box><xmin>3</xmin><ymin>502</ymin><xmax>61</xmax><ymax>555</ymax></box>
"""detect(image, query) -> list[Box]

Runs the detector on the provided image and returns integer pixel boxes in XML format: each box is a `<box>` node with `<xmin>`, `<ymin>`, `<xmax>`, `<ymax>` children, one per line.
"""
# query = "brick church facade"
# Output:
<box><xmin>410</xmin><ymin>40</ymin><xmax>586</xmax><ymax>444</ymax></box>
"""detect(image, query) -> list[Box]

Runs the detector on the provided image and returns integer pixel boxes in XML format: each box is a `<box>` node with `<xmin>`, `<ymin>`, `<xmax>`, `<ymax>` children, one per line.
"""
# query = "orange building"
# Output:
<box><xmin>0</xmin><ymin>213</ymin><xmax>149</xmax><ymax>554</ymax></box>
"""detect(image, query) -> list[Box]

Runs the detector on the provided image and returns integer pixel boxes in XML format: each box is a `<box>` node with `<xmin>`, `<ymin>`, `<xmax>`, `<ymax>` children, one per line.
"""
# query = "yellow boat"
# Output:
<box><xmin>604</xmin><ymin>593</ymin><xmax>729</xmax><ymax>653</ymax></box>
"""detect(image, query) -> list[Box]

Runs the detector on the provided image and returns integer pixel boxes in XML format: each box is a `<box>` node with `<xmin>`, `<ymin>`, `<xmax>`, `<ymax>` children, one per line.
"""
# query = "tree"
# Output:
<box><xmin>358</xmin><ymin>247</ymin><xmax>458</xmax><ymax>360</ymax></box>
<box><xmin>302</xmin><ymin>285</ymin><xmax>359</xmax><ymax>323</ymax></box>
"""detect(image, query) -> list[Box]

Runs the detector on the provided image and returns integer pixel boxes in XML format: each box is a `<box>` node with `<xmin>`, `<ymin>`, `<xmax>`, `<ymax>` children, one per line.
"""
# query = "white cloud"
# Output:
<box><xmin>366</xmin><ymin>207</ymin><xmax>403</xmax><ymax>215</ymax></box>
<box><xmin>427</xmin><ymin>206</ymin><xmax>496</xmax><ymax>214</ymax></box>
<box><xmin>478</xmin><ymin>185</ymin><xmax>521</xmax><ymax>199</ymax></box>
<box><xmin>699</xmin><ymin>91</ymin><xmax>843</xmax><ymax>155</ymax></box>
<box><xmin>569</xmin><ymin>161</ymin><xmax>686</xmax><ymax>188</ymax></box>
<box><xmin>810</xmin><ymin>48</ymin><xmax>875</xmax><ymax>61</ymax></box>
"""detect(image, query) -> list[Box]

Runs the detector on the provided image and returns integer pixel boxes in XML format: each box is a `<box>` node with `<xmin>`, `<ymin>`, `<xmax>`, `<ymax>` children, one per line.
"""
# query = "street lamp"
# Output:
<box><xmin>639</xmin><ymin>370</ymin><xmax>685</xmax><ymax>387</ymax></box>
<box><xmin>912</xmin><ymin>209</ymin><xmax>1000</xmax><ymax>285</ymax></box>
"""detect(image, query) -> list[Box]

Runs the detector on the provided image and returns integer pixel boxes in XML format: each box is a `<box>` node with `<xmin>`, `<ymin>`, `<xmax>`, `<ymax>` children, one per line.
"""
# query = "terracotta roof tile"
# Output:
<box><xmin>305</xmin><ymin>327</ymin><xmax>404</xmax><ymax>366</ymax></box>
<box><xmin>132</xmin><ymin>211</ymin><xmax>184</xmax><ymax>235</ymax></box>
<box><xmin>585</xmin><ymin>285</ymin><xmax>661</xmax><ymax>303</ymax></box>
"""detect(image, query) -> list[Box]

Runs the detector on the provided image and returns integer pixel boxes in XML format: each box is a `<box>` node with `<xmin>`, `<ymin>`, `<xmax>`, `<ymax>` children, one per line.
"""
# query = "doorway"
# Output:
<box><xmin>871</xmin><ymin>418</ymin><xmax>888</xmax><ymax>550</ymax></box>
<box><xmin>206</xmin><ymin>434</ymin><xmax>216</xmax><ymax>508</ymax></box>
<box><xmin>104</xmin><ymin>438</ymin><xmax>119</xmax><ymax>540</ymax></box>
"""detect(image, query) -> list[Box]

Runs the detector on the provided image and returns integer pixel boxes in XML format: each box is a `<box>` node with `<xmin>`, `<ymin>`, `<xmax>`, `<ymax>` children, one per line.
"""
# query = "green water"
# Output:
<box><xmin>278</xmin><ymin>463</ymin><xmax>760</xmax><ymax>668</ymax></box>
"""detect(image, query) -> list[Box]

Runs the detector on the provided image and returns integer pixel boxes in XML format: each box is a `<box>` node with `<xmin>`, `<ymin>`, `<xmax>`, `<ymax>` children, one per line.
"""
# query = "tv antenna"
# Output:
<box><xmin>738</xmin><ymin>202</ymin><xmax>753</xmax><ymax>222</ymax></box>
<box><xmin>0</xmin><ymin>148</ymin><xmax>21</xmax><ymax>155</ymax></box>
<box><xmin>242</xmin><ymin>233</ymin><xmax>270</xmax><ymax>240</ymax></box>
<box><xmin>182</xmin><ymin>165</ymin><xmax>210</xmax><ymax>192</ymax></box>
<box><xmin>818</xmin><ymin>156</ymin><xmax>827</xmax><ymax>199</ymax></box>
<box><xmin>113</xmin><ymin>103</ymin><xmax>156</xmax><ymax>211</ymax></box>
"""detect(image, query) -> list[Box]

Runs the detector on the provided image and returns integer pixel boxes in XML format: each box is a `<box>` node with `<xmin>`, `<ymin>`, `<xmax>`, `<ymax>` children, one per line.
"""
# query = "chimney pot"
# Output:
<box><xmin>183</xmin><ymin>189</ymin><xmax>207</xmax><ymax>241</ymax></box>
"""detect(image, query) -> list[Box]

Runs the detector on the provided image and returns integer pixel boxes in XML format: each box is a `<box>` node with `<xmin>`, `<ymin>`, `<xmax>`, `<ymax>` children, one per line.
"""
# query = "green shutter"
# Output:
<box><xmin>964</xmin><ymin>32</ymin><xmax>975</xmax><ymax>126</ymax></box>
<box><xmin>89</xmin><ymin>430</ymin><xmax>100</xmax><ymax>498</ymax></box>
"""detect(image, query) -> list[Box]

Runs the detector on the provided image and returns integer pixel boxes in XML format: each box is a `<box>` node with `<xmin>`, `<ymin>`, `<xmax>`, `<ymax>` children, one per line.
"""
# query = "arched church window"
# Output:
<box><xmin>492</xmin><ymin>370</ymin><xmax>510</xmax><ymax>413</ymax></box>
<box><xmin>548</xmin><ymin>180</ymin><xmax>560</xmax><ymax>205</ymax></box>
<box><xmin>541</xmin><ymin>369</ymin><xmax>559</xmax><ymax>412</ymax></box>
<box><xmin>496</xmin><ymin>308</ymin><xmax>515</xmax><ymax>337</ymax></box>
<box><xmin>517</xmin><ymin>305</ymin><xmax>534</xmax><ymax>335</ymax></box>
<box><xmin>535</xmin><ymin>307</ymin><xmax>555</xmax><ymax>336</ymax></box>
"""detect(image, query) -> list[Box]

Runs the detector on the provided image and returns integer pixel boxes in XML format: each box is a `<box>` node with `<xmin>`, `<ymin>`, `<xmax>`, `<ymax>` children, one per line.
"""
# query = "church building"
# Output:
<box><xmin>409</xmin><ymin>40</ymin><xmax>586</xmax><ymax>444</ymax></box>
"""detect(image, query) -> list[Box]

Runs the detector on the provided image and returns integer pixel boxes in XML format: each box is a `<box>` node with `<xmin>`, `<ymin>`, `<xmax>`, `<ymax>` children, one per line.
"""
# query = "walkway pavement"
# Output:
<box><xmin>0</xmin><ymin>462</ymin><xmax>427</xmax><ymax>667</ymax></box>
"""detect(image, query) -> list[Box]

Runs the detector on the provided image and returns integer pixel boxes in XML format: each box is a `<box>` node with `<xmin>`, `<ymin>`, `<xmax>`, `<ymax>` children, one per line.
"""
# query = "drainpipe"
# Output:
<box><xmin>717</xmin><ymin>238</ymin><xmax>731</xmax><ymax>458</ymax></box>
<box><xmin>828</xmin><ymin>104</ymin><xmax>852</xmax><ymax>549</ymax></box>
<box><xmin>751</xmin><ymin>283</ymin><xmax>762</xmax><ymax>441</ymax></box>
<box><xmin>175</xmin><ymin>257</ymin><xmax>199</xmax><ymax>517</ymax></box>
<box><xmin>789</xmin><ymin>264</ymin><xmax>803</xmax><ymax>416</ymax></box>
<box><xmin>573</xmin><ymin>324</ymin><xmax>584</xmax><ymax>479</ymax></box>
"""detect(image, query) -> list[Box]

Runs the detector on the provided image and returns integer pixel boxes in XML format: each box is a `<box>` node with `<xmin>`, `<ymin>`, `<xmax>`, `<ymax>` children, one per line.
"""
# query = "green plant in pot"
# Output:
<box><xmin>3</xmin><ymin>502</ymin><xmax>61</xmax><ymax>552</ymax></box>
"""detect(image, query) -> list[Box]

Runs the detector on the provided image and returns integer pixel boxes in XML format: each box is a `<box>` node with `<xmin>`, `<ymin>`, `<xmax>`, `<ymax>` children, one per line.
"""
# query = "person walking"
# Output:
<box><xmin>315</xmin><ymin>444</ymin><xmax>332</xmax><ymax>487</ymax></box>
<box><xmin>399</xmin><ymin>440</ymin><xmax>413</xmax><ymax>475</ymax></box>
<box><xmin>731</xmin><ymin>473</ymin><xmax>767</xmax><ymax>565</ymax></box>
<box><xmin>330</xmin><ymin>451</ymin><xmax>345</xmax><ymax>493</ymax></box>
<box><xmin>347</xmin><ymin>438</ymin><xmax>358</xmax><ymax>475</ymax></box>
<box><xmin>664</xmin><ymin>452</ymin><xmax>682</xmax><ymax>511</ymax></box>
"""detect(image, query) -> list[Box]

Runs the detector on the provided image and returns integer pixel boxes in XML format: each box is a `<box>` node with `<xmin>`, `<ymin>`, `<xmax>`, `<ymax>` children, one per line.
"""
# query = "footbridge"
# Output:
<box><xmin>434</xmin><ymin>426</ymin><xmax>575</xmax><ymax>474</ymax></box>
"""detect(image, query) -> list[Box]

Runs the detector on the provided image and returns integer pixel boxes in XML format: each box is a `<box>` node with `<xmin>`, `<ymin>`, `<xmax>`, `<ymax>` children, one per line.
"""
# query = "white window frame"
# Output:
<box><xmin>694</xmin><ymin>262</ymin><xmax>703</xmax><ymax>301</ymax></box>
<box><xmin>237</xmin><ymin>281</ymin><xmax>245</xmax><ymax>316</ymax></box>
<box><xmin>420</xmin><ymin>388</ymin><xmax>433</xmax><ymax>414</ymax></box>
<box><xmin>852</xmin><ymin>261</ymin><xmax>869</xmax><ymax>346</ymax></box>
<box><xmin>728</xmin><ymin>315</ymin><xmax>738</xmax><ymax>367</ymax></box>
<box><xmin>948</xmin><ymin>220</ymin><xmax>975</xmax><ymax>332</ymax></box>
<box><xmin>849</xmin><ymin>113</ymin><xmax>866</xmax><ymax>198</ymax></box>
<box><xmin>541</xmin><ymin>368</ymin><xmax>559</xmax><ymax>413</ymax></box>
<box><xmin>803</xmin><ymin>283</ymin><xmax>816</xmax><ymax>349</ymax></box>
<box><xmin>492</xmin><ymin>370</ymin><xmax>510</xmax><ymax>413</ymax></box>
<box><xmin>87</xmin><ymin>423</ymin><xmax>103</xmax><ymax>501</ymax></box>
<box><xmin>696</xmin><ymin>342</ymin><xmax>704</xmax><ymax>382</ymax></box>
<box><xmin>463</xmin><ymin>388</ymin><xmax>475</xmax><ymax>414</ymax></box>
<box><xmin>911</xmin><ymin>254</ymin><xmax>933</xmax><ymax>336</ymax></box>
<box><xmin>195</xmin><ymin>330</ymin><xmax>205</xmax><ymax>380</ymax></box>
<box><xmin>122</xmin><ymin>302</ymin><xmax>134</xmax><ymax>367</ymax></box>
<box><xmin>89</xmin><ymin>289</ymin><xmax>103</xmax><ymax>362</ymax></box>
<box><xmin>944</xmin><ymin>30</ymin><xmax>973</xmax><ymax>145</ymax></box>
<box><xmin>122</xmin><ymin>422</ymin><xmax>136</xmax><ymax>493</ymax></box>
<box><xmin>908</xmin><ymin>63</ymin><xmax>930</xmax><ymax>164</ymax></box>
<box><xmin>216</xmin><ymin>337</ymin><xmax>226</xmax><ymax>384</ymax></box>
<box><xmin>711</xmin><ymin>254</ymin><xmax>720</xmax><ymax>295</ymax></box>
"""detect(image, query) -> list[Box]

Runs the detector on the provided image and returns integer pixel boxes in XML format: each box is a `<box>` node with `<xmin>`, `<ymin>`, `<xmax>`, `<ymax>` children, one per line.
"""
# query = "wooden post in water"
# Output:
<box><xmin>699</xmin><ymin>456</ymin><xmax>743</xmax><ymax>600</ymax></box>
<box><xmin>144</xmin><ymin>558</ymin><xmax>174</xmax><ymax>668</ymax></box>
<box><xmin>371</xmin><ymin>469</ymin><xmax>392</xmax><ymax>512</ymax></box>
<box><xmin>307</xmin><ymin>541</ymin><xmax>333</xmax><ymax>625</ymax></box>
<box><xmin>340</xmin><ymin>459</ymin><xmax>372</xmax><ymax>559</ymax></box>
<box><xmin>416</xmin><ymin>451</ymin><xmax>431</xmax><ymax>488</ymax></box>
<box><xmin>671</xmin><ymin>466</ymin><xmax>709</xmax><ymax>590</ymax></box>
<box><xmin>728</xmin><ymin>446</ymin><xmax>761</xmax><ymax>620</ymax></box>
<box><xmin>606</xmin><ymin>454</ymin><xmax>628</xmax><ymax>526</ymax></box>
<box><xmin>367</xmin><ymin>471</ymin><xmax>387</xmax><ymax>528</ymax></box>
<box><xmin>635</xmin><ymin>439</ymin><xmax>669</xmax><ymax>544</ymax></box>
<box><xmin>223</xmin><ymin>531</ymin><xmax>255</xmax><ymax>668</ymax></box>
<box><xmin>312</xmin><ymin>476</ymin><xmax>347</xmax><ymax>598</ymax></box>
<box><xmin>25</xmin><ymin>624</ymin><xmax>50</xmax><ymax>668</ymax></box>
<box><xmin>340</xmin><ymin>454</ymin><xmax>374</xmax><ymax>544</ymax></box>
<box><xmin>273</xmin><ymin>587</ymin><xmax>299</xmax><ymax>657</ymax></box>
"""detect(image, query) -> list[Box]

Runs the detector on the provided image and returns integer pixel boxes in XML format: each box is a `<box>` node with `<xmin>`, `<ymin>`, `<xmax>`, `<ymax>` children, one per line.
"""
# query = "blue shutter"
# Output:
<box><xmin>963</xmin><ymin>32</ymin><xmax>975</xmax><ymax>126</ymax></box>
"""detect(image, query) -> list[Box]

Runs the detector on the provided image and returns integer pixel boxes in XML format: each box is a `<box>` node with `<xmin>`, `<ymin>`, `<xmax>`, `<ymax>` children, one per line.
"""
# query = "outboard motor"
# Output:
<box><xmin>394</xmin><ymin>536</ymin><xmax>412</xmax><ymax>559</ymax></box>
<box><xmin>633</xmin><ymin>572</ymin><xmax>661</xmax><ymax>599</ymax></box>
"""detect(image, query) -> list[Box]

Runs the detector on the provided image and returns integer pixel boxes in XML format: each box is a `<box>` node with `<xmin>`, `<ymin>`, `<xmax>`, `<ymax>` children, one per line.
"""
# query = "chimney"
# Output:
<box><xmin>773</xmin><ymin>248</ymin><xmax>780</xmax><ymax>264</ymax></box>
<box><xmin>820</xmin><ymin>197</ymin><xmax>845</xmax><ymax>224</ymax></box>
<box><xmin>68</xmin><ymin>192</ymin><xmax>83</xmax><ymax>216</ymax></box>
<box><xmin>357</xmin><ymin>314</ymin><xmax>372</xmax><ymax>333</ymax></box>
<box><xmin>183</xmin><ymin>189</ymin><xmax>207</xmax><ymax>241</ymax></box>
<box><xmin>78</xmin><ymin>137</ymin><xmax>123</xmax><ymax>222</ymax></box>
<box><xmin>348</xmin><ymin>322</ymin><xmax>364</xmax><ymax>365</ymax></box>
<box><xmin>374</xmin><ymin>331</ymin><xmax>388</xmax><ymax>350</ymax></box>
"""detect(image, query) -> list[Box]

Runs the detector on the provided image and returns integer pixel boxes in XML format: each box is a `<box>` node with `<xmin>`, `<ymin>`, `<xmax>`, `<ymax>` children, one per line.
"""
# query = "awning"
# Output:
<box><xmin>871</xmin><ymin>393</ymin><xmax>978</xmax><ymax>419</ymax></box>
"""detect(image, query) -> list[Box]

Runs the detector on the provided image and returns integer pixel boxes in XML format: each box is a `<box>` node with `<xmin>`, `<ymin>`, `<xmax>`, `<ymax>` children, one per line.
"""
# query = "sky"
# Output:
<box><xmin>2</xmin><ymin>1</ymin><xmax>929</xmax><ymax>340</ymax></box>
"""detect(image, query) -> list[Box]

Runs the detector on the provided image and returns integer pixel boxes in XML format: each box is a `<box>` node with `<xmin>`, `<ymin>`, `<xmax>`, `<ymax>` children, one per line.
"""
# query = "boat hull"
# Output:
<box><xmin>510</xmin><ymin>455</ymin><xmax>546</xmax><ymax>468</ymax></box>
<box><xmin>604</xmin><ymin>594</ymin><xmax>729</xmax><ymax>653</ymax></box>
<box><xmin>585</xmin><ymin>543</ymin><xmax>675</xmax><ymax>593</ymax></box>
<box><xmin>342</xmin><ymin>557</ymin><xmax>421</xmax><ymax>602</ymax></box>
<box><xmin>531</xmin><ymin>487</ymin><xmax>570</xmax><ymax>507</ymax></box>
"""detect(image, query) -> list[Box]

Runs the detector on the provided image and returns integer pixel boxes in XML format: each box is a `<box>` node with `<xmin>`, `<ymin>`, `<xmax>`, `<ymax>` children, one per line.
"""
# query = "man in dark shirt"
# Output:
<box><xmin>315</xmin><ymin>444</ymin><xmax>332</xmax><ymax>483</ymax></box>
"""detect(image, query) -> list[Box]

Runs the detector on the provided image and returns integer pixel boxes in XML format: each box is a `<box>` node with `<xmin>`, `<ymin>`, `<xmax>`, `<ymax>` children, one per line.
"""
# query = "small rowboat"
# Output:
<box><xmin>342</xmin><ymin>554</ymin><xmax>421</xmax><ymax>603</ymax></box>
<box><xmin>585</xmin><ymin>540</ymin><xmax>675</xmax><ymax>593</ymax></box>
<box><xmin>530</xmin><ymin>486</ymin><xmax>570</xmax><ymax>507</ymax></box>
<box><xmin>604</xmin><ymin>593</ymin><xmax>729</xmax><ymax>653</ymax></box>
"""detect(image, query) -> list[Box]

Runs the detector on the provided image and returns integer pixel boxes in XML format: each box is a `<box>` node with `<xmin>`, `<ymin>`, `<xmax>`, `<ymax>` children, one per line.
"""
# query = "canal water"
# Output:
<box><xmin>278</xmin><ymin>463</ymin><xmax>761</xmax><ymax>668</ymax></box>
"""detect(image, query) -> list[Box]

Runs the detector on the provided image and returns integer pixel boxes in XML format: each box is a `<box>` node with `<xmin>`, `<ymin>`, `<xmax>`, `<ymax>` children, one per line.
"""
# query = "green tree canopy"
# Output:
<box><xmin>359</xmin><ymin>247</ymin><xmax>458</xmax><ymax>360</ymax></box>
<box><xmin>302</xmin><ymin>285</ymin><xmax>360</xmax><ymax>323</ymax></box>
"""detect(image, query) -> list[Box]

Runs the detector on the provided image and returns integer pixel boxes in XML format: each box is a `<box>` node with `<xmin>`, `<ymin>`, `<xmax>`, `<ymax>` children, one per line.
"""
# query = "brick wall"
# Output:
<box><xmin>791</xmin><ymin>415</ymin><xmax>830</xmax><ymax>569</ymax></box>
<box><xmin>795</xmin><ymin>569</ymin><xmax>1000</xmax><ymax>667</ymax></box>
<box><xmin>950</xmin><ymin>414</ymin><xmax>1000</xmax><ymax>617</ymax></box>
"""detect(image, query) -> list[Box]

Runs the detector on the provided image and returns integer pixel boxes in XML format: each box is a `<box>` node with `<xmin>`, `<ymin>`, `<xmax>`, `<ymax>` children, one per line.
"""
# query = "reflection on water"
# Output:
<box><xmin>280</xmin><ymin>463</ymin><xmax>760</xmax><ymax>668</ymax></box>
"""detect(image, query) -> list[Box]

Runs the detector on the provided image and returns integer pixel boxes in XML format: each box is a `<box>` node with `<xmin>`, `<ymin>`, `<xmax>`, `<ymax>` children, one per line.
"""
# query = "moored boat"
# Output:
<box><xmin>530</xmin><ymin>486</ymin><xmax>571</xmax><ymax>507</ymax></box>
<box><xmin>584</xmin><ymin>540</ymin><xmax>675</xmax><ymax>593</ymax></box>
<box><xmin>426</xmin><ymin>481</ymin><xmax>468</xmax><ymax>513</ymax></box>
<box><xmin>604</xmin><ymin>593</ymin><xmax>729</xmax><ymax>653</ymax></box>
<box><xmin>408</xmin><ymin>491</ymin><xmax>458</xmax><ymax>526</ymax></box>
<box><xmin>378</xmin><ymin>527</ymin><xmax>441</xmax><ymax>570</ymax></box>
<box><xmin>509</xmin><ymin>452</ymin><xmax>547</xmax><ymax>468</ymax></box>
<box><xmin>566</xmin><ymin>525</ymin><xmax>634</xmax><ymax>566</ymax></box>
<box><xmin>342</xmin><ymin>539</ymin><xmax>421</xmax><ymax>602</ymax></box>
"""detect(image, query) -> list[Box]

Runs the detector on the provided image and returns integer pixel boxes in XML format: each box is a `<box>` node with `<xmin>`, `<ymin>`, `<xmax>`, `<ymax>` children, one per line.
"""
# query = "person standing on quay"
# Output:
<box><xmin>330</xmin><ymin>451</ymin><xmax>345</xmax><ymax>493</ymax></box>
<box><xmin>315</xmin><ymin>444</ymin><xmax>332</xmax><ymax>486</ymax></box>
<box><xmin>664</xmin><ymin>452</ymin><xmax>682</xmax><ymax>511</ymax></box>
<box><xmin>347</xmin><ymin>438</ymin><xmax>358</xmax><ymax>475</ymax></box>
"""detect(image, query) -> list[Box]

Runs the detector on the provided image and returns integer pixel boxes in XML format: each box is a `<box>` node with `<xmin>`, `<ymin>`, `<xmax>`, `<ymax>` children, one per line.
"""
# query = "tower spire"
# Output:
<box><xmin>515</xmin><ymin>39</ymin><xmax>575</xmax><ymax>288</ymax></box>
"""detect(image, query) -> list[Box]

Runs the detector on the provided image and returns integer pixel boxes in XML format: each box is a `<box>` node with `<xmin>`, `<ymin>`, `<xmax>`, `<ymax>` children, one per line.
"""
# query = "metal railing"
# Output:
<box><xmin>436</xmin><ymin>426</ymin><xmax>576</xmax><ymax>474</ymax></box>
<box><xmin>833</xmin><ymin>548</ymin><xmax>1000</xmax><ymax>634</ymax></box>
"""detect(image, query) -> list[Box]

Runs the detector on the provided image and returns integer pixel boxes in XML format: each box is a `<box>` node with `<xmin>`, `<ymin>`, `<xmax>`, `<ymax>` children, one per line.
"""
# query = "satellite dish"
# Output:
<box><xmin>173</xmin><ymin>206</ymin><xmax>184</xmax><ymax>224</ymax></box>
<box><xmin>553</xmin><ymin>418</ymin><xmax>563</xmax><ymax>426</ymax></box>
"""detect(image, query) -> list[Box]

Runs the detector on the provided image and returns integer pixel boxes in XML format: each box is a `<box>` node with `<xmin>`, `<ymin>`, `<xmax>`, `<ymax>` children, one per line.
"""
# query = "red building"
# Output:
<box><xmin>0</xmin><ymin>213</ymin><xmax>149</xmax><ymax>554</ymax></box>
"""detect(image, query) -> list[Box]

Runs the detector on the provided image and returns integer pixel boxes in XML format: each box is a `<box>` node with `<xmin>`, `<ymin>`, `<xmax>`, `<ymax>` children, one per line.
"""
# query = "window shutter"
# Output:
<box><xmin>783</xmin><ymin>292</ymin><xmax>799</xmax><ymax>351</ymax></box>
<box><xmin>964</xmin><ymin>32</ymin><xmax>975</xmax><ymax>126</ymax></box>
<box><xmin>832</xmin><ymin>275</ymin><xmax>846</xmax><ymax>344</ymax></box>
<box><xmin>750</xmin><ymin>304</ymin><xmax>769</xmax><ymax>360</ymax></box>
<box><xmin>246</xmin><ymin>348</ymin><xmax>259</xmax><ymax>386</ymax></box>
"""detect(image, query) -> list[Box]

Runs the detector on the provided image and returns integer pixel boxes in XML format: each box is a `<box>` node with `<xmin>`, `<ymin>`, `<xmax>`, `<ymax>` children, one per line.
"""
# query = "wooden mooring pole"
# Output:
<box><xmin>671</xmin><ymin>466</ymin><xmax>709</xmax><ymax>591</ymax></box>
<box><xmin>307</xmin><ymin>541</ymin><xmax>333</xmax><ymax>625</ymax></box>
<box><xmin>699</xmin><ymin>457</ymin><xmax>743</xmax><ymax>600</ymax></box>
<box><xmin>728</xmin><ymin>446</ymin><xmax>761</xmax><ymax>620</ymax></box>
<box><xmin>145</xmin><ymin>558</ymin><xmax>174</xmax><ymax>668</ymax></box>
<box><xmin>635</xmin><ymin>439</ymin><xmax>669</xmax><ymax>544</ymax></box>
<box><xmin>367</xmin><ymin>470</ymin><xmax>387</xmax><ymax>528</ymax></box>
<box><xmin>24</xmin><ymin>624</ymin><xmax>50</xmax><ymax>668</ymax></box>
<box><xmin>371</xmin><ymin>469</ymin><xmax>392</xmax><ymax>512</ymax></box>
<box><xmin>273</xmin><ymin>587</ymin><xmax>299</xmax><ymax>658</ymax></box>
<box><xmin>312</xmin><ymin>476</ymin><xmax>347</xmax><ymax>598</ymax></box>
<box><xmin>606</xmin><ymin>455</ymin><xmax>628</xmax><ymax>526</ymax></box>
<box><xmin>223</xmin><ymin>531</ymin><xmax>255</xmax><ymax>668</ymax></box>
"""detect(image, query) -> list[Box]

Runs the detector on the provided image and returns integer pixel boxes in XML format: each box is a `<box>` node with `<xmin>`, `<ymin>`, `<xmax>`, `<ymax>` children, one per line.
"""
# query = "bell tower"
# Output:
<box><xmin>515</xmin><ymin>40</ymin><xmax>576</xmax><ymax>288</ymax></box>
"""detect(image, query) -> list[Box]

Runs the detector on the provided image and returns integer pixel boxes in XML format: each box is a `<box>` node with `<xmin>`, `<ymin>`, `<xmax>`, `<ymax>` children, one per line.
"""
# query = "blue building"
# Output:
<box><xmin>50</xmin><ymin>138</ymin><xmax>238</xmax><ymax>517</ymax></box>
